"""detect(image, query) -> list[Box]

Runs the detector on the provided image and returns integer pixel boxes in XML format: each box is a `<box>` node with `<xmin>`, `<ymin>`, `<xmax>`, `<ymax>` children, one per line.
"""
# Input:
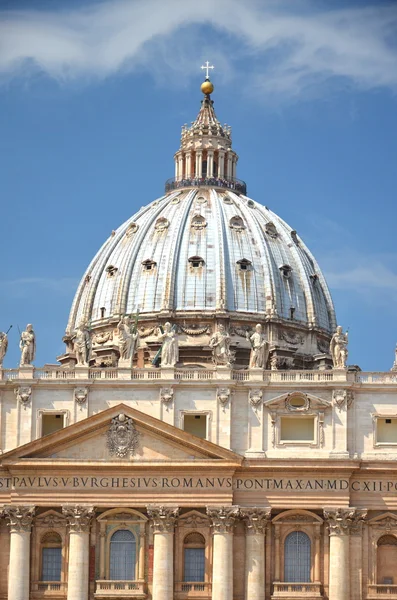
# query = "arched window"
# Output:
<box><xmin>284</xmin><ymin>531</ymin><xmax>311</xmax><ymax>583</ymax></box>
<box><xmin>110</xmin><ymin>529</ymin><xmax>136</xmax><ymax>581</ymax></box>
<box><xmin>377</xmin><ymin>535</ymin><xmax>397</xmax><ymax>584</ymax></box>
<box><xmin>41</xmin><ymin>532</ymin><xmax>62</xmax><ymax>582</ymax></box>
<box><xmin>183</xmin><ymin>532</ymin><xmax>205</xmax><ymax>582</ymax></box>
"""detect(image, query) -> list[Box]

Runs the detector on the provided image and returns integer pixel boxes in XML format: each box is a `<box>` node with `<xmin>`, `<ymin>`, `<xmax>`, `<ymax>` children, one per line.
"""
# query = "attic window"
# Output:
<box><xmin>100</xmin><ymin>307</ymin><xmax>106</xmax><ymax>319</ymax></box>
<box><xmin>189</xmin><ymin>256</ymin><xmax>205</xmax><ymax>268</ymax></box>
<box><xmin>237</xmin><ymin>258</ymin><xmax>252</xmax><ymax>271</ymax></box>
<box><xmin>291</xmin><ymin>230</ymin><xmax>300</xmax><ymax>245</ymax></box>
<box><xmin>106</xmin><ymin>265</ymin><xmax>118</xmax><ymax>278</ymax></box>
<box><xmin>126</xmin><ymin>222</ymin><xmax>139</xmax><ymax>237</ymax></box>
<box><xmin>196</xmin><ymin>196</ymin><xmax>206</xmax><ymax>205</ymax></box>
<box><xmin>191</xmin><ymin>215</ymin><xmax>207</xmax><ymax>230</ymax></box>
<box><xmin>280</xmin><ymin>264</ymin><xmax>292</xmax><ymax>278</ymax></box>
<box><xmin>247</xmin><ymin>200</ymin><xmax>255</xmax><ymax>208</ymax></box>
<box><xmin>154</xmin><ymin>217</ymin><xmax>169</xmax><ymax>232</ymax></box>
<box><xmin>265</xmin><ymin>222</ymin><xmax>278</xmax><ymax>239</ymax></box>
<box><xmin>223</xmin><ymin>196</ymin><xmax>233</xmax><ymax>205</ymax></box>
<box><xmin>142</xmin><ymin>259</ymin><xmax>157</xmax><ymax>271</ymax></box>
<box><xmin>310</xmin><ymin>274</ymin><xmax>319</xmax><ymax>285</ymax></box>
<box><xmin>229</xmin><ymin>216</ymin><xmax>246</xmax><ymax>232</ymax></box>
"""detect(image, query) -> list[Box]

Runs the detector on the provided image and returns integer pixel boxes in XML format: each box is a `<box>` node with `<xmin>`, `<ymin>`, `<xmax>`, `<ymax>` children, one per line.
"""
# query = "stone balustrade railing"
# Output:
<box><xmin>1</xmin><ymin>366</ymin><xmax>397</xmax><ymax>385</ymax></box>
<box><xmin>368</xmin><ymin>585</ymin><xmax>397</xmax><ymax>597</ymax></box>
<box><xmin>31</xmin><ymin>581</ymin><xmax>67</xmax><ymax>593</ymax></box>
<box><xmin>175</xmin><ymin>581</ymin><xmax>211</xmax><ymax>596</ymax></box>
<box><xmin>95</xmin><ymin>580</ymin><xmax>145</xmax><ymax>595</ymax></box>
<box><xmin>273</xmin><ymin>582</ymin><xmax>322</xmax><ymax>596</ymax></box>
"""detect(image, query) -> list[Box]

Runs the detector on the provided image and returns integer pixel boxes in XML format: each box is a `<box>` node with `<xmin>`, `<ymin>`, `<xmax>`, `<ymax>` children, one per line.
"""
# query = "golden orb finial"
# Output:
<box><xmin>201</xmin><ymin>79</ymin><xmax>214</xmax><ymax>95</ymax></box>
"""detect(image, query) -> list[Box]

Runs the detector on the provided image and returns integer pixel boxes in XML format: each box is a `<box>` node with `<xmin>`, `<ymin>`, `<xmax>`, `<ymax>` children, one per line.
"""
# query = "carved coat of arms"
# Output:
<box><xmin>107</xmin><ymin>414</ymin><xmax>140</xmax><ymax>458</ymax></box>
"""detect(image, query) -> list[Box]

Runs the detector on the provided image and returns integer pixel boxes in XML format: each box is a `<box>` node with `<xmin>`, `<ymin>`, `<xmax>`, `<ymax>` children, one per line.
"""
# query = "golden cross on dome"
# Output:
<box><xmin>201</xmin><ymin>61</ymin><xmax>214</xmax><ymax>80</ymax></box>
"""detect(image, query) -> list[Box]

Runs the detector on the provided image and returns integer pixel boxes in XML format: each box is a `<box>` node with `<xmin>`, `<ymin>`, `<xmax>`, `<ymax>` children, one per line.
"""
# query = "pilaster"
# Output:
<box><xmin>147</xmin><ymin>505</ymin><xmax>179</xmax><ymax>600</ymax></box>
<box><xmin>63</xmin><ymin>505</ymin><xmax>94</xmax><ymax>600</ymax></box>
<box><xmin>207</xmin><ymin>506</ymin><xmax>239</xmax><ymax>600</ymax></box>
<box><xmin>241</xmin><ymin>508</ymin><xmax>271</xmax><ymax>600</ymax></box>
<box><xmin>4</xmin><ymin>505</ymin><xmax>35</xmax><ymax>600</ymax></box>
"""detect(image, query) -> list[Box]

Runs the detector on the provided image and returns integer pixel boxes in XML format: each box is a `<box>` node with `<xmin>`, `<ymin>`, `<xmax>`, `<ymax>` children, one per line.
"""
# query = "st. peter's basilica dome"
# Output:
<box><xmin>62</xmin><ymin>77</ymin><xmax>336</xmax><ymax>370</ymax></box>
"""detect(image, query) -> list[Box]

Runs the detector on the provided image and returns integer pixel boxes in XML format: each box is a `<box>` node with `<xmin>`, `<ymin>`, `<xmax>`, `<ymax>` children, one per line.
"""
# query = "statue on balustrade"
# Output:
<box><xmin>117</xmin><ymin>315</ymin><xmax>139</xmax><ymax>362</ymax></box>
<box><xmin>19</xmin><ymin>324</ymin><xmax>36</xmax><ymax>366</ymax></box>
<box><xmin>246</xmin><ymin>323</ymin><xmax>269</xmax><ymax>369</ymax></box>
<box><xmin>330</xmin><ymin>325</ymin><xmax>348</xmax><ymax>369</ymax></box>
<box><xmin>0</xmin><ymin>330</ymin><xmax>9</xmax><ymax>367</ymax></box>
<box><xmin>209</xmin><ymin>324</ymin><xmax>234</xmax><ymax>366</ymax></box>
<box><xmin>72</xmin><ymin>322</ymin><xmax>91</xmax><ymax>366</ymax></box>
<box><xmin>156</xmin><ymin>322</ymin><xmax>179</xmax><ymax>367</ymax></box>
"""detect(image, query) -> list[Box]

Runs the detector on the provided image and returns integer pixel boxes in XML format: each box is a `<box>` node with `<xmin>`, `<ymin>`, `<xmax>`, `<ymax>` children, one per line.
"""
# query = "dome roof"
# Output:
<box><xmin>67</xmin><ymin>187</ymin><xmax>335</xmax><ymax>333</ymax></box>
<box><xmin>62</xmin><ymin>74</ymin><xmax>336</xmax><ymax>370</ymax></box>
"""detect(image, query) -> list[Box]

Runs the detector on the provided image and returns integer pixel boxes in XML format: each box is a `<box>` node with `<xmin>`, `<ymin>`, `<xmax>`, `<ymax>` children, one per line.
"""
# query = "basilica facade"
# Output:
<box><xmin>0</xmin><ymin>75</ymin><xmax>397</xmax><ymax>600</ymax></box>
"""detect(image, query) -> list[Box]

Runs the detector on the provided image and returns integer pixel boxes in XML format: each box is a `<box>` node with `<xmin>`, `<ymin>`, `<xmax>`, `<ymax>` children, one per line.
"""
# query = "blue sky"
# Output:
<box><xmin>1</xmin><ymin>0</ymin><xmax>397</xmax><ymax>370</ymax></box>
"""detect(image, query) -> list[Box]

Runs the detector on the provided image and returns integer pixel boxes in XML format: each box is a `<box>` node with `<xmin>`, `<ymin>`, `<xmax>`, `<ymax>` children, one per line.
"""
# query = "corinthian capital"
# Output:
<box><xmin>4</xmin><ymin>505</ymin><xmax>35</xmax><ymax>532</ymax></box>
<box><xmin>323</xmin><ymin>507</ymin><xmax>367</xmax><ymax>536</ymax></box>
<box><xmin>240</xmin><ymin>507</ymin><xmax>272</xmax><ymax>535</ymax></box>
<box><xmin>206</xmin><ymin>506</ymin><xmax>240</xmax><ymax>533</ymax></box>
<box><xmin>62</xmin><ymin>505</ymin><xmax>94</xmax><ymax>532</ymax></box>
<box><xmin>147</xmin><ymin>505</ymin><xmax>179</xmax><ymax>533</ymax></box>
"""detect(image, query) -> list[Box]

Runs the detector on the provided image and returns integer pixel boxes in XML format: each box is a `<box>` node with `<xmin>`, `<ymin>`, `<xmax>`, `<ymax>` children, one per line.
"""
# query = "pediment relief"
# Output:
<box><xmin>273</xmin><ymin>509</ymin><xmax>323</xmax><ymax>524</ymax></box>
<box><xmin>0</xmin><ymin>404</ymin><xmax>241</xmax><ymax>465</ymax></box>
<box><xmin>264</xmin><ymin>392</ymin><xmax>331</xmax><ymax>413</ymax></box>
<box><xmin>368</xmin><ymin>513</ymin><xmax>397</xmax><ymax>530</ymax></box>
<box><xmin>179</xmin><ymin>510</ymin><xmax>210</xmax><ymax>528</ymax></box>
<box><xmin>98</xmin><ymin>508</ymin><xmax>147</xmax><ymax>522</ymax></box>
<box><xmin>35</xmin><ymin>509</ymin><xmax>66</xmax><ymax>528</ymax></box>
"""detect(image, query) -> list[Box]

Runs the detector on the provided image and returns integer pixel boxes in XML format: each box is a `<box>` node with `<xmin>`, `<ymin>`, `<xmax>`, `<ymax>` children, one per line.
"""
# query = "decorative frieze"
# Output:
<box><xmin>240</xmin><ymin>507</ymin><xmax>271</xmax><ymax>535</ymax></box>
<box><xmin>147</xmin><ymin>505</ymin><xmax>179</xmax><ymax>533</ymax></box>
<box><xmin>206</xmin><ymin>506</ymin><xmax>240</xmax><ymax>533</ymax></box>
<box><xmin>323</xmin><ymin>507</ymin><xmax>367</xmax><ymax>536</ymax></box>
<box><xmin>4</xmin><ymin>505</ymin><xmax>35</xmax><ymax>532</ymax></box>
<box><xmin>62</xmin><ymin>505</ymin><xmax>94</xmax><ymax>532</ymax></box>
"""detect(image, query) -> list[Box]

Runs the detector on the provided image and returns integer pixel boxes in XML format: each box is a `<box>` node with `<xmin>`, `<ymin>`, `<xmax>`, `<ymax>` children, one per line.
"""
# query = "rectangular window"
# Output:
<box><xmin>41</xmin><ymin>547</ymin><xmax>62</xmax><ymax>581</ymax></box>
<box><xmin>184</xmin><ymin>548</ymin><xmax>205</xmax><ymax>582</ymax></box>
<box><xmin>42</xmin><ymin>414</ymin><xmax>64</xmax><ymax>437</ymax></box>
<box><xmin>183</xmin><ymin>414</ymin><xmax>207</xmax><ymax>439</ymax></box>
<box><xmin>280</xmin><ymin>417</ymin><xmax>315</xmax><ymax>442</ymax></box>
<box><xmin>377</xmin><ymin>418</ymin><xmax>397</xmax><ymax>444</ymax></box>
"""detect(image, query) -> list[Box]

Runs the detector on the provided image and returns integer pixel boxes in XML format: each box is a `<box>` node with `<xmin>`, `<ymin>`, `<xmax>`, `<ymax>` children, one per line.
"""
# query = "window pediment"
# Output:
<box><xmin>264</xmin><ymin>392</ymin><xmax>331</xmax><ymax>412</ymax></box>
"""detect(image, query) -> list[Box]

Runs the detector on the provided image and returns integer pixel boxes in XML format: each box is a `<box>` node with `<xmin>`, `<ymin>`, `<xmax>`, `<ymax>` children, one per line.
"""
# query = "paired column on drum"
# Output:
<box><xmin>324</xmin><ymin>508</ymin><xmax>367</xmax><ymax>600</ymax></box>
<box><xmin>241</xmin><ymin>507</ymin><xmax>271</xmax><ymax>600</ymax></box>
<box><xmin>207</xmin><ymin>506</ymin><xmax>239</xmax><ymax>600</ymax></box>
<box><xmin>4</xmin><ymin>505</ymin><xmax>35</xmax><ymax>600</ymax></box>
<box><xmin>147</xmin><ymin>505</ymin><xmax>179</xmax><ymax>600</ymax></box>
<box><xmin>63</xmin><ymin>505</ymin><xmax>94</xmax><ymax>600</ymax></box>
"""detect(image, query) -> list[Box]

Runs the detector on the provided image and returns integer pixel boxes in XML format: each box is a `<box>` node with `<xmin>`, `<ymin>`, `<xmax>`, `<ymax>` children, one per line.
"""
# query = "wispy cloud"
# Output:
<box><xmin>3</xmin><ymin>277</ymin><xmax>78</xmax><ymax>298</ymax></box>
<box><xmin>0</xmin><ymin>0</ymin><xmax>397</xmax><ymax>100</ymax></box>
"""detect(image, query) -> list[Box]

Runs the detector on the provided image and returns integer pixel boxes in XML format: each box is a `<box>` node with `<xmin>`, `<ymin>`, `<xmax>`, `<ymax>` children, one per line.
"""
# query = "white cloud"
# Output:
<box><xmin>0</xmin><ymin>0</ymin><xmax>396</xmax><ymax>99</ymax></box>
<box><xmin>4</xmin><ymin>277</ymin><xmax>78</xmax><ymax>297</ymax></box>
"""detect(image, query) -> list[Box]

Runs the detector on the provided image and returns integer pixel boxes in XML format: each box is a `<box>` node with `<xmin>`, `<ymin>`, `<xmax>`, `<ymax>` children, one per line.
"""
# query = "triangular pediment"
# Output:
<box><xmin>264</xmin><ymin>391</ymin><xmax>331</xmax><ymax>411</ymax></box>
<box><xmin>0</xmin><ymin>404</ymin><xmax>242</xmax><ymax>465</ymax></box>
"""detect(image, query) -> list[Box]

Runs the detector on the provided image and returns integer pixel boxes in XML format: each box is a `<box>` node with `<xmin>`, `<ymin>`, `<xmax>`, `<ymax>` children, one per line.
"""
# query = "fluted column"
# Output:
<box><xmin>218</xmin><ymin>151</ymin><xmax>225</xmax><ymax>178</ymax></box>
<box><xmin>226</xmin><ymin>152</ymin><xmax>232</xmax><ymax>178</ymax></box>
<box><xmin>207</xmin><ymin>506</ymin><xmax>239</xmax><ymax>600</ymax></box>
<box><xmin>147</xmin><ymin>505</ymin><xmax>179</xmax><ymax>600</ymax></box>
<box><xmin>185</xmin><ymin>152</ymin><xmax>192</xmax><ymax>178</ymax></box>
<box><xmin>324</xmin><ymin>508</ymin><xmax>366</xmax><ymax>600</ymax></box>
<box><xmin>178</xmin><ymin>154</ymin><xmax>184</xmax><ymax>180</ymax></box>
<box><xmin>4</xmin><ymin>505</ymin><xmax>35</xmax><ymax>600</ymax></box>
<box><xmin>207</xmin><ymin>150</ymin><xmax>214</xmax><ymax>178</ymax></box>
<box><xmin>63</xmin><ymin>505</ymin><xmax>94</xmax><ymax>600</ymax></box>
<box><xmin>241</xmin><ymin>507</ymin><xmax>271</xmax><ymax>600</ymax></box>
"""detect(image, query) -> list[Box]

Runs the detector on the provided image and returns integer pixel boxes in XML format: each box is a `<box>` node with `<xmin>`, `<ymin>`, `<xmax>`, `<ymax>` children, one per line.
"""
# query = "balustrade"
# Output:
<box><xmin>175</xmin><ymin>582</ymin><xmax>211</xmax><ymax>597</ymax></box>
<box><xmin>368</xmin><ymin>585</ymin><xmax>397</xmax><ymax>597</ymax></box>
<box><xmin>273</xmin><ymin>582</ymin><xmax>322</xmax><ymax>596</ymax></box>
<box><xmin>32</xmin><ymin>581</ymin><xmax>67</xmax><ymax>594</ymax></box>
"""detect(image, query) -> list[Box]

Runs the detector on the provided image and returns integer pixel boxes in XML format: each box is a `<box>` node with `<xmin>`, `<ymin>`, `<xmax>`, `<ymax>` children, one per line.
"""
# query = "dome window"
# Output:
<box><xmin>154</xmin><ymin>217</ymin><xmax>169</xmax><ymax>232</ymax></box>
<box><xmin>85</xmin><ymin>274</ymin><xmax>91</xmax><ymax>284</ymax></box>
<box><xmin>247</xmin><ymin>200</ymin><xmax>255</xmax><ymax>208</ymax></box>
<box><xmin>189</xmin><ymin>256</ymin><xmax>205</xmax><ymax>268</ymax></box>
<box><xmin>223</xmin><ymin>196</ymin><xmax>233</xmax><ymax>205</ymax></box>
<box><xmin>126</xmin><ymin>222</ymin><xmax>139</xmax><ymax>237</ymax></box>
<box><xmin>100</xmin><ymin>307</ymin><xmax>106</xmax><ymax>319</ymax></box>
<box><xmin>196</xmin><ymin>196</ymin><xmax>207</xmax><ymax>205</ymax></box>
<box><xmin>237</xmin><ymin>258</ymin><xmax>252</xmax><ymax>271</ymax></box>
<box><xmin>106</xmin><ymin>265</ymin><xmax>118</xmax><ymax>278</ymax></box>
<box><xmin>191</xmin><ymin>215</ymin><xmax>207</xmax><ymax>230</ymax></box>
<box><xmin>310</xmin><ymin>274</ymin><xmax>319</xmax><ymax>285</ymax></box>
<box><xmin>265</xmin><ymin>222</ymin><xmax>278</xmax><ymax>239</ymax></box>
<box><xmin>142</xmin><ymin>259</ymin><xmax>157</xmax><ymax>272</ymax></box>
<box><xmin>280</xmin><ymin>264</ymin><xmax>292</xmax><ymax>279</ymax></box>
<box><xmin>229</xmin><ymin>216</ymin><xmax>246</xmax><ymax>232</ymax></box>
<box><xmin>291</xmin><ymin>230</ymin><xmax>300</xmax><ymax>245</ymax></box>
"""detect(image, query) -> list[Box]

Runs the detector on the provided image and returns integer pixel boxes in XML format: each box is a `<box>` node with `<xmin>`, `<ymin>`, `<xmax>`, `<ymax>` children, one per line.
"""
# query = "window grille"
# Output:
<box><xmin>184</xmin><ymin>548</ymin><xmax>205</xmax><ymax>582</ymax></box>
<box><xmin>284</xmin><ymin>531</ymin><xmax>311</xmax><ymax>582</ymax></box>
<box><xmin>110</xmin><ymin>529</ymin><xmax>136</xmax><ymax>580</ymax></box>
<box><xmin>41</xmin><ymin>547</ymin><xmax>62</xmax><ymax>581</ymax></box>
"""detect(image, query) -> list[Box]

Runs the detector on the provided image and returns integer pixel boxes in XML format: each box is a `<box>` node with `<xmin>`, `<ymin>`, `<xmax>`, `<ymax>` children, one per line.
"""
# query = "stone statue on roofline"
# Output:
<box><xmin>19</xmin><ymin>324</ymin><xmax>36</xmax><ymax>366</ymax></box>
<box><xmin>391</xmin><ymin>344</ymin><xmax>397</xmax><ymax>372</ymax></box>
<box><xmin>246</xmin><ymin>323</ymin><xmax>269</xmax><ymax>369</ymax></box>
<box><xmin>0</xmin><ymin>330</ymin><xmax>9</xmax><ymax>367</ymax></box>
<box><xmin>330</xmin><ymin>325</ymin><xmax>348</xmax><ymax>369</ymax></box>
<box><xmin>117</xmin><ymin>315</ymin><xmax>139</xmax><ymax>362</ymax></box>
<box><xmin>155</xmin><ymin>322</ymin><xmax>179</xmax><ymax>367</ymax></box>
<box><xmin>209</xmin><ymin>324</ymin><xmax>234</xmax><ymax>367</ymax></box>
<box><xmin>72</xmin><ymin>322</ymin><xmax>90</xmax><ymax>366</ymax></box>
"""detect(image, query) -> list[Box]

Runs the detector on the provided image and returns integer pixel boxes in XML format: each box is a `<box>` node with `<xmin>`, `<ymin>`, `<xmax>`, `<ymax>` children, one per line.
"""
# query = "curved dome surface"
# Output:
<box><xmin>67</xmin><ymin>187</ymin><xmax>336</xmax><ymax>334</ymax></box>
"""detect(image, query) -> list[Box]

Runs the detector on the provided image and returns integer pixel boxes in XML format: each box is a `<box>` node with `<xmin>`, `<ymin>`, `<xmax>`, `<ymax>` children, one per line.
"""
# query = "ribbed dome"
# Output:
<box><xmin>67</xmin><ymin>187</ymin><xmax>335</xmax><ymax>333</ymax></box>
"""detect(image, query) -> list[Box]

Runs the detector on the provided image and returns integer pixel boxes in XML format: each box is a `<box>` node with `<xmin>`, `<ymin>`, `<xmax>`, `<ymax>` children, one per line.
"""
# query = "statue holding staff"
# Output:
<box><xmin>117</xmin><ymin>314</ymin><xmax>140</xmax><ymax>362</ymax></box>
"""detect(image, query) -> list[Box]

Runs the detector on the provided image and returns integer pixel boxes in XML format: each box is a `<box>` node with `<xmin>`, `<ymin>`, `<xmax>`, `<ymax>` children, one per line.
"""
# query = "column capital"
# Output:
<box><xmin>206</xmin><ymin>505</ymin><xmax>239</xmax><ymax>533</ymax></box>
<box><xmin>3</xmin><ymin>505</ymin><xmax>35</xmax><ymax>533</ymax></box>
<box><xmin>147</xmin><ymin>505</ymin><xmax>179</xmax><ymax>533</ymax></box>
<box><xmin>62</xmin><ymin>504</ymin><xmax>94</xmax><ymax>533</ymax></box>
<box><xmin>323</xmin><ymin>507</ymin><xmax>367</xmax><ymax>536</ymax></box>
<box><xmin>240</xmin><ymin>507</ymin><xmax>271</xmax><ymax>535</ymax></box>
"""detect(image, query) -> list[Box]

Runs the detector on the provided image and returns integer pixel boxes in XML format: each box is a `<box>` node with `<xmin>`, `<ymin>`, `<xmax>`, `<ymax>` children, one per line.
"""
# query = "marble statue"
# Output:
<box><xmin>0</xmin><ymin>331</ymin><xmax>8</xmax><ymax>366</ymax></box>
<box><xmin>157</xmin><ymin>322</ymin><xmax>178</xmax><ymax>367</ymax></box>
<box><xmin>246</xmin><ymin>323</ymin><xmax>269</xmax><ymax>369</ymax></box>
<box><xmin>19</xmin><ymin>324</ymin><xmax>36</xmax><ymax>366</ymax></box>
<box><xmin>209</xmin><ymin>324</ymin><xmax>233</xmax><ymax>366</ymax></box>
<box><xmin>330</xmin><ymin>326</ymin><xmax>348</xmax><ymax>369</ymax></box>
<box><xmin>391</xmin><ymin>344</ymin><xmax>397</xmax><ymax>372</ymax></box>
<box><xmin>117</xmin><ymin>316</ymin><xmax>139</xmax><ymax>361</ymax></box>
<box><xmin>72</xmin><ymin>322</ymin><xmax>90</xmax><ymax>366</ymax></box>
